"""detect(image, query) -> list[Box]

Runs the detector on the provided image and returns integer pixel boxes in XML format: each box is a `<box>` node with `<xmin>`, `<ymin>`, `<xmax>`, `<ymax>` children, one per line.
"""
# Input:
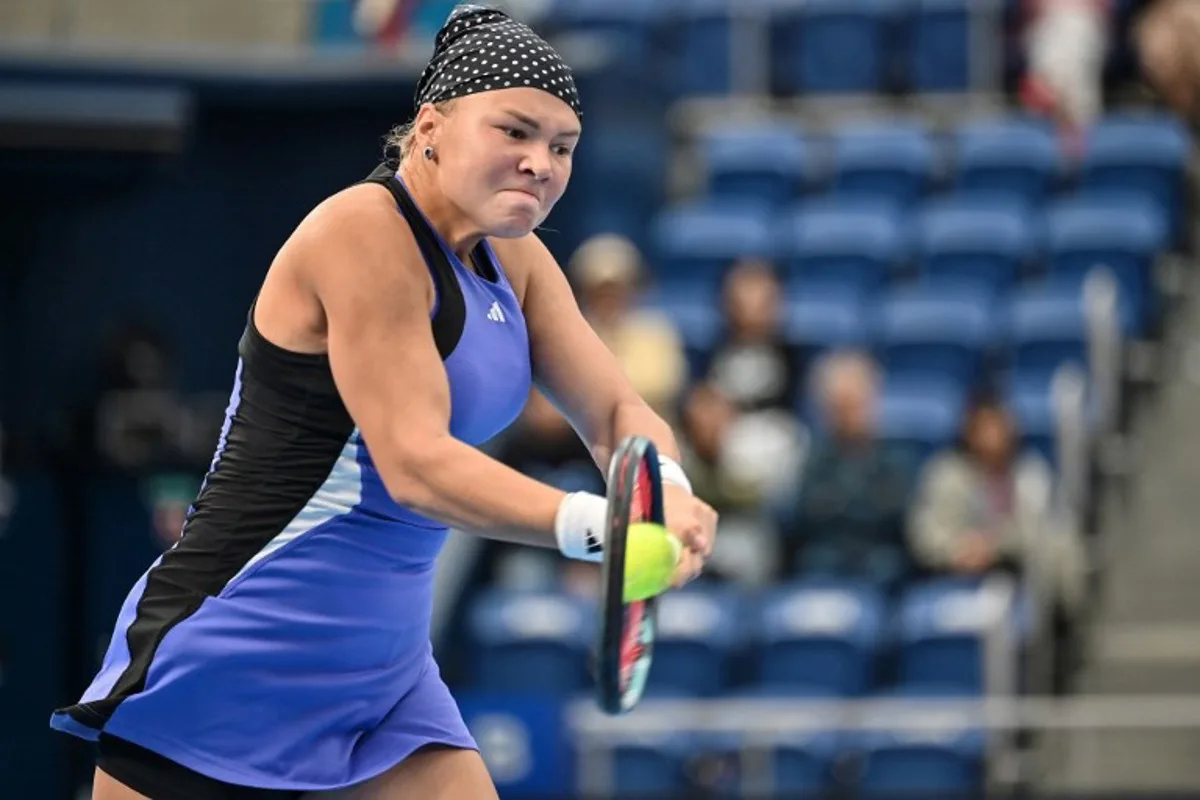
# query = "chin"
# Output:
<box><xmin>486</xmin><ymin>209</ymin><xmax>542</xmax><ymax>239</ymax></box>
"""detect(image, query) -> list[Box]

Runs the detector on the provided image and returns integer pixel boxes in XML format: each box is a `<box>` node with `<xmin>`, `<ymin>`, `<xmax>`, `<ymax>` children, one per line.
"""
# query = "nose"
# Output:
<box><xmin>519</xmin><ymin>146</ymin><xmax>553</xmax><ymax>182</ymax></box>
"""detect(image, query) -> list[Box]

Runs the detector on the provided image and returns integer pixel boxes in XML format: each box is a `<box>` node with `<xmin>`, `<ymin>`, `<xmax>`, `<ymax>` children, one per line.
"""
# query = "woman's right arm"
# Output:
<box><xmin>295</xmin><ymin>190</ymin><xmax>582</xmax><ymax>551</ymax></box>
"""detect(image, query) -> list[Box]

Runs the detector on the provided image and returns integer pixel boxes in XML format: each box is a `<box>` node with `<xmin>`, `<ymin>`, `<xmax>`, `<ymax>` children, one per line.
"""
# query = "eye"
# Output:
<box><xmin>500</xmin><ymin>126</ymin><xmax>527</xmax><ymax>140</ymax></box>
<box><xmin>553</xmin><ymin>145</ymin><xmax>574</xmax><ymax>158</ymax></box>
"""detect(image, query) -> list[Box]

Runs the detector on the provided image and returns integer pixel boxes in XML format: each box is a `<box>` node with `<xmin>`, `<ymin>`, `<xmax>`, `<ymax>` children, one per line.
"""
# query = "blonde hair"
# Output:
<box><xmin>384</xmin><ymin>100</ymin><xmax>457</xmax><ymax>162</ymax></box>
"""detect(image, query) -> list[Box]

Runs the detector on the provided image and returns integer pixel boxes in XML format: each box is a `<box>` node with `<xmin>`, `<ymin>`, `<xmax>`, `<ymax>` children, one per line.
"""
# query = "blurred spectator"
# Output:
<box><xmin>489</xmin><ymin>389</ymin><xmax>604</xmax><ymax>595</ymax></box>
<box><xmin>679</xmin><ymin>383</ymin><xmax>761</xmax><ymax>514</ymax></box>
<box><xmin>678</xmin><ymin>381</ymin><xmax>803</xmax><ymax>586</ymax></box>
<box><xmin>569</xmin><ymin>234</ymin><xmax>687</xmax><ymax>420</ymax></box>
<box><xmin>497</xmin><ymin>389</ymin><xmax>603</xmax><ymax>495</ymax></box>
<box><xmin>1021</xmin><ymin>0</ymin><xmax>1113</xmax><ymax>154</ymax></box>
<box><xmin>74</xmin><ymin>319</ymin><xmax>203</xmax><ymax>547</ymax></box>
<box><xmin>1135</xmin><ymin>0</ymin><xmax>1200</xmax><ymax>120</ymax></box>
<box><xmin>908</xmin><ymin>392</ymin><xmax>1085</xmax><ymax>616</ymax></box>
<box><xmin>789</xmin><ymin>351</ymin><xmax>916</xmax><ymax>592</ymax></box>
<box><xmin>704</xmin><ymin>258</ymin><xmax>802</xmax><ymax>414</ymax></box>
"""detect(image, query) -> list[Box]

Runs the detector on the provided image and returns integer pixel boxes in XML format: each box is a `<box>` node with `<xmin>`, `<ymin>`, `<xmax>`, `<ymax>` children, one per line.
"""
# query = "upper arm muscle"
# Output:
<box><xmin>495</xmin><ymin>234</ymin><xmax>640</xmax><ymax>444</ymax></box>
<box><xmin>299</xmin><ymin>187</ymin><xmax>450</xmax><ymax>493</ymax></box>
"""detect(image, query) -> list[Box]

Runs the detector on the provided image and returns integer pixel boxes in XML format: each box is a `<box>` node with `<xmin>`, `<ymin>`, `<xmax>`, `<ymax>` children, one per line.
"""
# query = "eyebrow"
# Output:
<box><xmin>503</xmin><ymin>109</ymin><xmax>581</xmax><ymax>138</ymax></box>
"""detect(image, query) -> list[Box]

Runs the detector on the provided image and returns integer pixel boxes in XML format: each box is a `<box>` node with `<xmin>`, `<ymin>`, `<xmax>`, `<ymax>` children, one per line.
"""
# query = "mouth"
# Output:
<box><xmin>506</xmin><ymin>188</ymin><xmax>541</xmax><ymax>203</ymax></box>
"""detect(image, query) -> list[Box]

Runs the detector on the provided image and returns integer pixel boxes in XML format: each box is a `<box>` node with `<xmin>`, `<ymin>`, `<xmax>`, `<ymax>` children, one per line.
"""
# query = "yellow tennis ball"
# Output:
<box><xmin>623</xmin><ymin>522</ymin><xmax>681</xmax><ymax>603</ymax></box>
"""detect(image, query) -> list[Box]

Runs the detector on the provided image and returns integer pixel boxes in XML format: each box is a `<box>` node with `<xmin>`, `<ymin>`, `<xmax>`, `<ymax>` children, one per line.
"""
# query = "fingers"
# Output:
<box><xmin>670</xmin><ymin>547</ymin><xmax>705</xmax><ymax>589</ymax></box>
<box><xmin>671</xmin><ymin>501</ymin><xmax>718</xmax><ymax>589</ymax></box>
<box><xmin>674</xmin><ymin>499</ymin><xmax>718</xmax><ymax>558</ymax></box>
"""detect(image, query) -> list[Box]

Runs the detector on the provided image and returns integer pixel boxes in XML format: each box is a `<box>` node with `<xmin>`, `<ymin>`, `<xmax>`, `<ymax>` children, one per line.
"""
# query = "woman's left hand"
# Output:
<box><xmin>661</xmin><ymin>483</ymin><xmax>718</xmax><ymax>587</ymax></box>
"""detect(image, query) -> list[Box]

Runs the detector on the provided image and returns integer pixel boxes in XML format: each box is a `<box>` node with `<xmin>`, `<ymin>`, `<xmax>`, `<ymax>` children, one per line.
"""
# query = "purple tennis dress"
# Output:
<box><xmin>50</xmin><ymin>164</ymin><xmax>532</xmax><ymax>791</ymax></box>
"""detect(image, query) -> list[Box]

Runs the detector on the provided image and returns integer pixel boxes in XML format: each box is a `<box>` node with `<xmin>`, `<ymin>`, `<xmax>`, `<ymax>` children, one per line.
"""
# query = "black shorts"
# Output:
<box><xmin>96</xmin><ymin>734</ymin><xmax>304</xmax><ymax>800</ymax></box>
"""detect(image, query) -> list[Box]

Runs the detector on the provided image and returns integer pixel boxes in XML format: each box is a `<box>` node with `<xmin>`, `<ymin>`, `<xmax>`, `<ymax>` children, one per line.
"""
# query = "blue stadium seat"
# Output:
<box><xmin>466</xmin><ymin>589</ymin><xmax>595</xmax><ymax>694</ymax></box>
<box><xmin>543</xmin><ymin>0</ymin><xmax>663</xmax><ymax>63</ymax></box>
<box><xmin>1045</xmin><ymin>193</ymin><xmax>1169</xmax><ymax>334</ymax></box>
<box><xmin>1005</xmin><ymin>371</ymin><xmax>1064</xmax><ymax>465</ymax></box>
<box><xmin>670</xmin><ymin>0</ymin><xmax>744</xmax><ymax>97</ymax></box>
<box><xmin>756</xmin><ymin>579</ymin><xmax>886</xmax><ymax>695</ymax></box>
<box><xmin>897</xmin><ymin>577</ymin><xmax>1017</xmax><ymax>693</ymax></box>
<box><xmin>877</xmin><ymin>377</ymin><xmax>966</xmax><ymax>462</ymax></box>
<box><xmin>784</xmin><ymin>282</ymin><xmax>871</xmax><ymax>372</ymax></box>
<box><xmin>779</xmin><ymin>0</ymin><xmax>901</xmax><ymax>94</ymax></box>
<box><xmin>648</xmin><ymin>586</ymin><xmax>742</xmax><ymax>696</ymax></box>
<box><xmin>651</xmin><ymin>200</ymin><xmax>775</xmax><ymax>286</ymax></box>
<box><xmin>571</xmin><ymin>120</ymin><xmax>668</xmax><ymax>253</ymax></box>
<box><xmin>855</xmin><ymin>722</ymin><xmax>987</xmax><ymax>795</ymax></box>
<box><xmin>916</xmin><ymin>196</ymin><xmax>1035</xmax><ymax>294</ymax></box>
<box><xmin>829</xmin><ymin>125</ymin><xmax>934</xmax><ymax>206</ymax></box>
<box><xmin>769</xmin><ymin>730</ymin><xmax>844</xmax><ymax>795</ymax></box>
<box><xmin>954</xmin><ymin>117</ymin><xmax>1061</xmax><ymax>205</ymax></box>
<box><xmin>909</xmin><ymin>0</ymin><xmax>976</xmax><ymax>91</ymax></box>
<box><xmin>640</xmin><ymin>281</ymin><xmax>722</xmax><ymax>378</ymax></box>
<box><xmin>1081</xmin><ymin>114</ymin><xmax>1190</xmax><ymax>243</ymax></box>
<box><xmin>1007</xmin><ymin>282</ymin><xmax>1095</xmax><ymax>386</ymax></box>
<box><xmin>612</xmin><ymin>732</ymin><xmax>693</xmax><ymax>795</ymax></box>
<box><xmin>874</xmin><ymin>283</ymin><xmax>997</xmax><ymax>386</ymax></box>
<box><xmin>0</xmin><ymin>476</ymin><xmax>66</xmax><ymax>800</ymax></box>
<box><xmin>778</xmin><ymin>198</ymin><xmax>904</xmax><ymax>293</ymax></box>
<box><xmin>701</xmin><ymin>125</ymin><xmax>808</xmax><ymax>208</ymax></box>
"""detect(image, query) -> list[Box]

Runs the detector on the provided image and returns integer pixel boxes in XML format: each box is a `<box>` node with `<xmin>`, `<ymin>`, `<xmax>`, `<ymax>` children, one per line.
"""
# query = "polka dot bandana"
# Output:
<box><xmin>414</xmin><ymin>4</ymin><xmax>581</xmax><ymax>120</ymax></box>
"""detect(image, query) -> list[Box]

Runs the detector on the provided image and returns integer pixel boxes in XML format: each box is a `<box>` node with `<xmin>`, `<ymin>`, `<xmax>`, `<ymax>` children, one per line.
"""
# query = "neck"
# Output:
<box><xmin>396</xmin><ymin>157</ymin><xmax>485</xmax><ymax>260</ymax></box>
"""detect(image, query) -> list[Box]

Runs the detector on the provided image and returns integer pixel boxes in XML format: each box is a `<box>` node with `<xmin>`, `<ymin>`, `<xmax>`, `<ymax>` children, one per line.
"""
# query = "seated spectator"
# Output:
<box><xmin>704</xmin><ymin>258</ymin><xmax>802</xmax><ymax>414</ymax></box>
<box><xmin>679</xmin><ymin>382</ymin><xmax>802</xmax><ymax>586</ymax></box>
<box><xmin>489</xmin><ymin>389</ymin><xmax>604</xmax><ymax>593</ymax></box>
<box><xmin>1020</xmin><ymin>0</ymin><xmax>1113</xmax><ymax>156</ymax></box>
<box><xmin>1135</xmin><ymin>0</ymin><xmax>1200</xmax><ymax>121</ymax></box>
<box><xmin>908</xmin><ymin>391</ymin><xmax>1085</xmax><ymax>617</ymax></box>
<box><xmin>496</xmin><ymin>389</ymin><xmax>603</xmax><ymax>495</ymax></box>
<box><xmin>790</xmin><ymin>352</ymin><xmax>916</xmax><ymax>592</ymax></box>
<box><xmin>569</xmin><ymin>233</ymin><xmax>687</xmax><ymax>420</ymax></box>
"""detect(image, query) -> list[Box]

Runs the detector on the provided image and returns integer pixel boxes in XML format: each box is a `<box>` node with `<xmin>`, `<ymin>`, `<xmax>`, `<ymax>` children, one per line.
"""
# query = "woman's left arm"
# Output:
<box><xmin>500</xmin><ymin>234</ymin><xmax>715</xmax><ymax>565</ymax></box>
<box><xmin>508</xmin><ymin>234</ymin><xmax>680</xmax><ymax>474</ymax></box>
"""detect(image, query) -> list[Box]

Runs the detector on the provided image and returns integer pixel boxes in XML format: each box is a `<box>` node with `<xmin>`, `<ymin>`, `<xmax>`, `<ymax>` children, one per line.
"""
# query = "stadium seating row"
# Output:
<box><xmin>465</xmin><ymin>576</ymin><xmax>1031</xmax><ymax>699</ymax></box>
<box><xmin>597</xmin><ymin>722</ymin><xmax>987</xmax><ymax>796</ymax></box>
<box><xmin>645</xmin><ymin>275</ymin><xmax>1108</xmax><ymax>459</ymax></box>
<box><xmin>541</xmin><ymin>0</ymin><xmax>1044</xmax><ymax>96</ymax></box>
<box><xmin>695</xmin><ymin>116</ymin><xmax>1187</xmax><ymax>216</ymax></box>
<box><xmin>651</xmin><ymin>191</ymin><xmax>1162</xmax><ymax>337</ymax></box>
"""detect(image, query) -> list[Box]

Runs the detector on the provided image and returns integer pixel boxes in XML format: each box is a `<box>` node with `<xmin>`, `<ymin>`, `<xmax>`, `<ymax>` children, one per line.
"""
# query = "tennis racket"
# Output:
<box><xmin>595</xmin><ymin>434</ymin><xmax>665</xmax><ymax>715</ymax></box>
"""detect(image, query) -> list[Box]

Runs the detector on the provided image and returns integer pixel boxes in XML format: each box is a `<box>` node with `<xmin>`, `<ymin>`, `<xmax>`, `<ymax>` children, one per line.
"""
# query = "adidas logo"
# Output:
<box><xmin>585</xmin><ymin>528</ymin><xmax>603</xmax><ymax>555</ymax></box>
<box><xmin>486</xmin><ymin>301</ymin><xmax>506</xmax><ymax>323</ymax></box>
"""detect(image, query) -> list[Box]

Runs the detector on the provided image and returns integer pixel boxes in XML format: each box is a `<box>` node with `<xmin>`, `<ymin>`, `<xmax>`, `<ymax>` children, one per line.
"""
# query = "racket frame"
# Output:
<box><xmin>596</xmin><ymin>435</ymin><xmax>665</xmax><ymax>715</ymax></box>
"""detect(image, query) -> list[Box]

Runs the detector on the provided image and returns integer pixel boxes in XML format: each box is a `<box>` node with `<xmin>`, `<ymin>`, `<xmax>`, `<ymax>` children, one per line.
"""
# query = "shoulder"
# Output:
<box><xmin>487</xmin><ymin>233</ymin><xmax>559</xmax><ymax>308</ymax></box>
<box><xmin>287</xmin><ymin>183</ymin><xmax>430</xmax><ymax>298</ymax></box>
<box><xmin>292</xmin><ymin>182</ymin><xmax>414</xmax><ymax>256</ymax></box>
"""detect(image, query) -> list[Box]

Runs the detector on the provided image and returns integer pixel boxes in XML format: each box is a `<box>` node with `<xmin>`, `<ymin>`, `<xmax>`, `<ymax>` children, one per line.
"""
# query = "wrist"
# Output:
<box><xmin>658</xmin><ymin>454</ymin><xmax>693</xmax><ymax>495</ymax></box>
<box><xmin>554</xmin><ymin>492</ymin><xmax>607</xmax><ymax>562</ymax></box>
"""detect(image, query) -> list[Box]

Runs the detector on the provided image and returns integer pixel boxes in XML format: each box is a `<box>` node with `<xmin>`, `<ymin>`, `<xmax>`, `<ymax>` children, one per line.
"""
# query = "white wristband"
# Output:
<box><xmin>554</xmin><ymin>492</ymin><xmax>608</xmax><ymax>563</ymax></box>
<box><xmin>657</xmin><ymin>455</ymin><xmax>693</xmax><ymax>495</ymax></box>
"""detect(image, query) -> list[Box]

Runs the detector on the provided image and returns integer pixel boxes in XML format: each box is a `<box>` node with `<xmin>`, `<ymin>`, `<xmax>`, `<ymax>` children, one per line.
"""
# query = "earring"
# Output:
<box><xmin>423</xmin><ymin>146</ymin><xmax>434</xmax><ymax>161</ymax></box>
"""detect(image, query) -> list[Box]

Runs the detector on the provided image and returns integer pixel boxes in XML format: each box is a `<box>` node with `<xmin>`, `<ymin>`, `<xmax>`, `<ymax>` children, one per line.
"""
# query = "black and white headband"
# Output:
<box><xmin>413</xmin><ymin>4</ymin><xmax>582</xmax><ymax>120</ymax></box>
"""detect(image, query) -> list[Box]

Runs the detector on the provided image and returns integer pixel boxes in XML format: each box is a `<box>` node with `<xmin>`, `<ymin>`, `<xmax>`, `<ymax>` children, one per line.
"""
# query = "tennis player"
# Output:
<box><xmin>50</xmin><ymin>5</ymin><xmax>717</xmax><ymax>799</ymax></box>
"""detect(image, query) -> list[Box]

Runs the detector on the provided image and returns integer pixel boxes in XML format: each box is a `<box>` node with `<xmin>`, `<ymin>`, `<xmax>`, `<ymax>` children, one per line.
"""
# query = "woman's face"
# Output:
<box><xmin>432</xmin><ymin>88</ymin><xmax>579</xmax><ymax>238</ymax></box>
<box><xmin>724</xmin><ymin>266</ymin><xmax>780</xmax><ymax>340</ymax></box>
<box><xmin>968</xmin><ymin>407</ymin><xmax>1014</xmax><ymax>466</ymax></box>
